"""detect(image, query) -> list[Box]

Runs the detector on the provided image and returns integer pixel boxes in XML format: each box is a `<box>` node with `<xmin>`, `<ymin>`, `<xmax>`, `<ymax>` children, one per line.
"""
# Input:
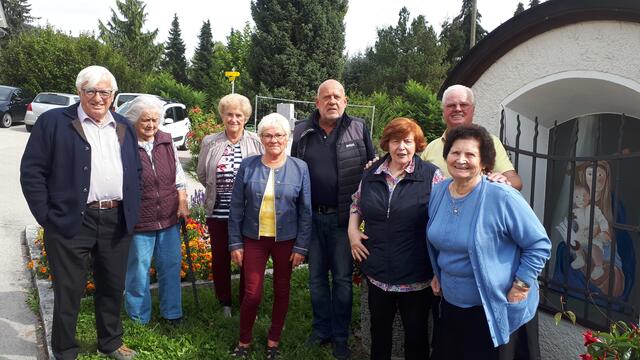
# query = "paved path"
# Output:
<box><xmin>0</xmin><ymin>125</ymin><xmax>44</xmax><ymax>359</ymax></box>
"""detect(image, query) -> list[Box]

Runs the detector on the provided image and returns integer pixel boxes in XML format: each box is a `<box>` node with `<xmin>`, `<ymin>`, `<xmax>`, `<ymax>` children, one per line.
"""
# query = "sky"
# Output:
<box><xmin>27</xmin><ymin>0</ymin><xmax>534</xmax><ymax>59</ymax></box>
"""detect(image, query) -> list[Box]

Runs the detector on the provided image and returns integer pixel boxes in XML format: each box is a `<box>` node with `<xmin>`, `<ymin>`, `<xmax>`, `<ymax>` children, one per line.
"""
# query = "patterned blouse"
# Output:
<box><xmin>211</xmin><ymin>143</ymin><xmax>242</xmax><ymax>219</ymax></box>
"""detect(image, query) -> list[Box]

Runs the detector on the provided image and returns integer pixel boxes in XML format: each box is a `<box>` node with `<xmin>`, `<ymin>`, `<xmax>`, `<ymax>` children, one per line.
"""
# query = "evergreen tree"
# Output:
<box><xmin>98</xmin><ymin>0</ymin><xmax>163</xmax><ymax>74</ymax></box>
<box><xmin>439</xmin><ymin>0</ymin><xmax>487</xmax><ymax>69</ymax></box>
<box><xmin>514</xmin><ymin>2</ymin><xmax>525</xmax><ymax>16</ymax></box>
<box><xmin>0</xmin><ymin>0</ymin><xmax>35</xmax><ymax>33</ymax></box>
<box><xmin>344</xmin><ymin>7</ymin><xmax>446</xmax><ymax>96</ymax></box>
<box><xmin>248</xmin><ymin>0</ymin><xmax>347</xmax><ymax>99</ymax></box>
<box><xmin>189</xmin><ymin>20</ymin><xmax>214</xmax><ymax>91</ymax></box>
<box><xmin>189</xmin><ymin>20</ymin><xmax>227</xmax><ymax>107</ymax></box>
<box><xmin>161</xmin><ymin>13</ymin><xmax>188</xmax><ymax>83</ymax></box>
<box><xmin>529</xmin><ymin>0</ymin><xmax>540</xmax><ymax>7</ymax></box>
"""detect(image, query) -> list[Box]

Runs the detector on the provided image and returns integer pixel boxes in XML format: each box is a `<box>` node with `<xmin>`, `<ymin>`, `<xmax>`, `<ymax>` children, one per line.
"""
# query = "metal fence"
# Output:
<box><xmin>499</xmin><ymin>110</ymin><xmax>640</xmax><ymax>330</ymax></box>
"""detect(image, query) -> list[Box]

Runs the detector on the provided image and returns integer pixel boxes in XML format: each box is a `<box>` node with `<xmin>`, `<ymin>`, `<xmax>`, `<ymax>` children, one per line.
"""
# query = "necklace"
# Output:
<box><xmin>448</xmin><ymin>183</ymin><xmax>471</xmax><ymax>216</ymax></box>
<box><xmin>450</xmin><ymin>197</ymin><xmax>465</xmax><ymax>216</ymax></box>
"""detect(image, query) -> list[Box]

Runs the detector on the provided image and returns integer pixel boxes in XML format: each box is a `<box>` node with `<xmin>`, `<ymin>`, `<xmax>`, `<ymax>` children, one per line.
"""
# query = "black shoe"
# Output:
<box><xmin>230</xmin><ymin>345</ymin><xmax>250</xmax><ymax>359</ymax></box>
<box><xmin>304</xmin><ymin>333</ymin><xmax>331</xmax><ymax>348</ymax></box>
<box><xmin>167</xmin><ymin>317</ymin><xmax>184</xmax><ymax>327</ymax></box>
<box><xmin>266</xmin><ymin>346</ymin><xmax>280</xmax><ymax>359</ymax></box>
<box><xmin>331</xmin><ymin>341</ymin><xmax>351</xmax><ymax>360</ymax></box>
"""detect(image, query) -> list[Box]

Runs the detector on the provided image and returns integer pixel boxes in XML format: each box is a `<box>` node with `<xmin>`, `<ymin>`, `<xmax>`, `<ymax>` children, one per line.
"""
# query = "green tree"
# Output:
<box><xmin>529</xmin><ymin>0</ymin><xmax>540</xmax><ymax>7</ymax></box>
<box><xmin>98</xmin><ymin>0</ymin><xmax>163</xmax><ymax>74</ymax></box>
<box><xmin>344</xmin><ymin>7</ymin><xmax>447</xmax><ymax>96</ymax></box>
<box><xmin>514</xmin><ymin>2</ymin><xmax>525</xmax><ymax>16</ymax></box>
<box><xmin>142</xmin><ymin>72</ymin><xmax>206</xmax><ymax>109</ymax></box>
<box><xmin>219</xmin><ymin>23</ymin><xmax>254</xmax><ymax>98</ymax></box>
<box><xmin>0</xmin><ymin>0</ymin><xmax>35</xmax><ymax>34</ymax></box>
<box><xmin>189</xmin><ymin>20</ymin><xmax>214</xmax><ymax>91</ymax></box>
<box><xmin>188</xmin><ymin>20</ymin><xmax>228</xmax><ymax>108</ymax></box>
<box><xmin>248</xmin><ymin>0</ymin><xmax>347</xmax><ymax>99</ymax></box>
<box><xmin>0</xmin><ymin>27</ymin><xmax>138</xmax><ymax>95</ymax></box>
<box><xmin>439</xmin><ymin>0</ymin><xmax>487</xmax><ymax>69</ymax></box>
<box><xmin>161</xmin><ymin>13</ymin><xmax>188</xmax><ymax>83</ymax></box>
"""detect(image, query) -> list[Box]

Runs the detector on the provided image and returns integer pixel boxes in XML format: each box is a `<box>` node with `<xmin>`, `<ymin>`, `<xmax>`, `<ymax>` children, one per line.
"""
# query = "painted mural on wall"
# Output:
<box><xmin>551</xmin><ymin>161</ymin><xmax>634</xmax><ymax>301</ymax></box>
<box><xmin>544</xmin><ymin>114</ymin><xmax>640</xmax><ymax>325</ymax></box>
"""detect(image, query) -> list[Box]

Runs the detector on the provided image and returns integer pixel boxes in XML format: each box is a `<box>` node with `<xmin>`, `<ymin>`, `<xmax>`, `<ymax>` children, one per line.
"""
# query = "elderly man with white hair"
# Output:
<box><xmin>21</xmin><ymin>65</ymin><xmax>141</xmax><ymax>360</ymax></box>
<box><xmin>421</xmin><ymin>84</ymin><xmax>522</xmax><ymax>190</ymax></box>
<box><xmin>121</xmin><ymin>95</ymin><xmax>189</xmax><ymax>327</ymax></box>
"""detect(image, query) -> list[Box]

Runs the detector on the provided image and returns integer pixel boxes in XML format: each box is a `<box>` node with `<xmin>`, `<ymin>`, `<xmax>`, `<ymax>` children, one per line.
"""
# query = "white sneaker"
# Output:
<box><xmin>223</xmin><ymin>306</ymin><xmax>232</xmax><ymax>318</ymax></box>
<box><xmin>591</xmin><ymin>266</ymin><xmax>604</xmax><ymax>280</ymax></box>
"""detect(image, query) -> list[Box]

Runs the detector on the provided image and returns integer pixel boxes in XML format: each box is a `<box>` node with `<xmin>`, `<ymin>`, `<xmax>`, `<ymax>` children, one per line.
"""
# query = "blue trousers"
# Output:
<box><xmin>124</xmin><ymin>224</ymin><xmax>183</xmax><ymax>324</ymax></box>
<box><xmin>308</xmin><ymin>212</ymin><xmax>353</xmax><ymax>342</ymax></box>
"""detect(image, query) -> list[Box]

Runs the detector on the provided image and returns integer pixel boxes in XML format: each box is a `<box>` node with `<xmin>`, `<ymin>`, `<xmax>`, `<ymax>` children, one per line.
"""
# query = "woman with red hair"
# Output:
<box><xmin>348</xmin><ymin>117</ymin><xmax>443</xmax><ymax>359</ymax></box>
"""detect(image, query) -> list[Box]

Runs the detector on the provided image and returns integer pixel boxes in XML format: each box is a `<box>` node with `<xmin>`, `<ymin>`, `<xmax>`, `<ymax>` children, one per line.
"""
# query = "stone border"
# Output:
<box><xmin>25</xmin><ymin>225</ymin><xmax>54</xmax><ymax>360</ymax></box>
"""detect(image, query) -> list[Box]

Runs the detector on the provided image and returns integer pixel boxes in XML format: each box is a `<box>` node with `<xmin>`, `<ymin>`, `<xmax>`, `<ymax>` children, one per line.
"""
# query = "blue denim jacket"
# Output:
<box><xmin>228</xmin><ymin>155</ymin><xmax>312</xmax><ymax>255</ymax></box>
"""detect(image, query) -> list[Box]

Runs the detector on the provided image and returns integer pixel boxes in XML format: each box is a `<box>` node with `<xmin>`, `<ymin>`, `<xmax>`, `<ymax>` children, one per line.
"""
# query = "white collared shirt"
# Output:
<box><xmin>77</xmin><ymin>105</ymin><xmax>124</xmax><ymax>202</ymax></box>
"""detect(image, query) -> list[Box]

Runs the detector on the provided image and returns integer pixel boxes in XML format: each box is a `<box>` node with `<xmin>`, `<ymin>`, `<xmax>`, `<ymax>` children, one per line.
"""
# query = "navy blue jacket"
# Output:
<box><xmin>359</xmin><ymin>154</ymin><xmax>438</xmax><ymax>285</ymax></box>
<box><xmin>228</xmin><ymin>155</ymin><xmax>312</xmax><ymax>255</ymax></box>
<box><xmin>20</xmin><ymin>103</ymin><xmax>142</xmax><ymax>238</ymax></box>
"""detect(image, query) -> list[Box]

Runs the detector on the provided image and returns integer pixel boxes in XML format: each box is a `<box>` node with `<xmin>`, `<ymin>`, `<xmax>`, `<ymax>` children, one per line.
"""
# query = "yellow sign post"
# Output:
<box><xmin>225</xmin><ymin>69</ymin><xmax>240</xmax><ymax>93</ymax></box>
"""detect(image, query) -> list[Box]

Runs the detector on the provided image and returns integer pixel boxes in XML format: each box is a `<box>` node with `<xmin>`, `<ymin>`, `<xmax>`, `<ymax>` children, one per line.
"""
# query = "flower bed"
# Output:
<box><xmin>26</xmin><ymin>190</ymin><xmax>225</xmax><ymax>295</ymax></box>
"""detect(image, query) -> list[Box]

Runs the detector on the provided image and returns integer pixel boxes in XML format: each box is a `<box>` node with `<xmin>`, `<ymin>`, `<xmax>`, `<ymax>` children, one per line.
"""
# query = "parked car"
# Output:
<box><xmin>111</xmin><ymin>92</ymin><xmax>160</xmax><ymax>111</ymax></box>
<box><xmin>117</xmin><ymin>98</ymin><xmax>191</xmax><ymax>150</ymax></box>
<box><xmin>24</xmin><ymin>92</ymin><xmax>80</xmax><ymax>132</ymax></box>
<box><xmin>0</xmin><ymin>85</ymin><xmax>31</xmax><ymax>128</ymax></box>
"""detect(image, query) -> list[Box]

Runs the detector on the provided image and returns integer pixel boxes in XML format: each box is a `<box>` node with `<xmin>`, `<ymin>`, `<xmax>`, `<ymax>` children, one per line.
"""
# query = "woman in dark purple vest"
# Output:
<box><xmin>122</xmin><ymin>95</ymin><xmax>190</xmax><ymax>325</ymax></box>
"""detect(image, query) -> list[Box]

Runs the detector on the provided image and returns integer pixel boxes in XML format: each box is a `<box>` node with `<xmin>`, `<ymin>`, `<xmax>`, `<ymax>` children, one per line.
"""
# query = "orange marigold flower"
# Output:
<box><xmin>40</xmin><ymin>267</ymin><xmax>47</xmax><ymax>273</ymax></box>
<box><xmin>86</xmin><ymin>282</ymin><xmax>95</xmax><ymax>291</ymax></box>
<box><xmin>180</xmin><ymin>270</ymin><xmax>186</xmax><ymax>278</ymax></box>
<box><xmin>149</xmin><ymin>268</ymin><xmax>156</xmax><ymax>275</ymax></box>
<box><xmin>27</xmin><ymin>261</ymin><xmax>34</xmax><ymax>270</ymax></box>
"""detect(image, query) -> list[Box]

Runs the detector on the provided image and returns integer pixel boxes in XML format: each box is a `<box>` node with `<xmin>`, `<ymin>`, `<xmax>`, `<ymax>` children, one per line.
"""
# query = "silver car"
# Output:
<box><xmin>24</xmin><ymin>92</ymin><xmax>79</xmax><ymax>132</ymax></box>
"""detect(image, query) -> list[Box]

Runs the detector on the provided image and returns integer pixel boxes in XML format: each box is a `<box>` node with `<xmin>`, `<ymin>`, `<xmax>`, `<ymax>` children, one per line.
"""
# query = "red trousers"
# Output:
<box><xmin>207</xmin><ymin>218</ymin><xmax>244</xmax><ymax>307</ymax></box>
<box><xmin>239</xmin><ymin>236</ymin><xmax>295</xmax><ymax>343</ymax></box>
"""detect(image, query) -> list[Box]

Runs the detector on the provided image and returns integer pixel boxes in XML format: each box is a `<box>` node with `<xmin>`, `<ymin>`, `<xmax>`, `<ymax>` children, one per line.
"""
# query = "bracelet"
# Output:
<box><xmin>513</xmin><ymin>277</ymin><xmax>530</xmax><ymax>291</ymax></box>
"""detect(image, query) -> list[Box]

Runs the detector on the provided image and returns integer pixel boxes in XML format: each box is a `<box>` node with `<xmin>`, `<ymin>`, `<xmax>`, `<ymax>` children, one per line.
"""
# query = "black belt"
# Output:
<box><xmin>314</xmin><ymin>205</ymin><xmax>337</xmax><ymax>214</ymax></box>
<box><xmin>87</xmin><ymin>200</ymin><xmax>121</xmax><ymax>209</ymax></box>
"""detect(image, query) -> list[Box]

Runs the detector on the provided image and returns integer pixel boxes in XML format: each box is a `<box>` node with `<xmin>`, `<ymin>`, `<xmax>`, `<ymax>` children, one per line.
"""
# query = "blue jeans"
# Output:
<box><xmin>124</xmin><ymin>224</ymin><xmax>183</xmax><ymax>324</ymax></box>
<box><xmin>308</xmin><ymin>212</ymin><xmax>353</xmax><ymax>342</ymax></box>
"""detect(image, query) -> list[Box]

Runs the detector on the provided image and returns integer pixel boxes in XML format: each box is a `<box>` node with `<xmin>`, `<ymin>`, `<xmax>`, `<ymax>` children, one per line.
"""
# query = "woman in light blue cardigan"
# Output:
<box><xmin>426</xmin><ymin>124</ymin><xmax>551</xmax><ymax>359</ymax></box>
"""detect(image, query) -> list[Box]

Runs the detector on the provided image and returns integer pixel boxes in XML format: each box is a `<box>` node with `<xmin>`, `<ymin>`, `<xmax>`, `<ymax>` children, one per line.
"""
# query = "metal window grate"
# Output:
<box><xmin>499</xmin><ymin>110</ymin><xmax>640</xmax><ymax>330</ymax></box>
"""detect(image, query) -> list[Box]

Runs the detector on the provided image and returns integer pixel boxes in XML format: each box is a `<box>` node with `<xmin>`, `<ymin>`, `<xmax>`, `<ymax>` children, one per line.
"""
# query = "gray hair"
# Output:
<box><xmin>122</xmin><ymin>95</ymin><xmax>164</xmax><ymax>125</ymax></box>
<box><xmin>257</xmin><ymin>113</ymin><xmax>291</xmax><ymax>139</ymax></box>
<box><xmin>316</xmin><ymin>79</ymin><xmax>345</xmax><ymax>98</ymax></box>
<box><xmin>75</xmin><ymin>65</ymin><xmax>118</xmax><ymax>92</ymax></box>
<box><xmin>218</xmin><ymin>93</ymin><xmax>252</xmax><ymax>119</ymax></box>
<box><xmin>441</xmin><ymin>84</ymin><xmax>474</xmax><ymax>109</ymax></box>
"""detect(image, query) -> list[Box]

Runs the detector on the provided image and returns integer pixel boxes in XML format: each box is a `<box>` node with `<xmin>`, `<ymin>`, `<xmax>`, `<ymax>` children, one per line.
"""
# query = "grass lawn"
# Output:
<box><xmin>74</xmin><ymin>267</ymin><xmax>364</xmax><ymax>359</ymax></box>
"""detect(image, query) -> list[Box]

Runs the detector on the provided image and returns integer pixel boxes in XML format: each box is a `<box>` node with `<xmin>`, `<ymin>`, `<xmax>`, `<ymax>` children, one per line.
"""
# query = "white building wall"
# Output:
<box><xmin>473</xmin><ymin>21</ymin><xmax>640</xmax><ymax>135</ymax></box>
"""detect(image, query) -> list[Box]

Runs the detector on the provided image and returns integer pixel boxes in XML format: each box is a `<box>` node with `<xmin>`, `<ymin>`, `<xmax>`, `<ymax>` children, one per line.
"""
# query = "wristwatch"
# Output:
<box><xmin>513</xmin><ymin>277</ymin><xmax>530</xmax><ymax>290</ymax></box>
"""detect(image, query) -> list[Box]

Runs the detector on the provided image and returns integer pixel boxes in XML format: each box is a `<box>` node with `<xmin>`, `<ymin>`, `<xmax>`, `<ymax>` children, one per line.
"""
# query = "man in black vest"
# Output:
<box><xmin>292</xmin><ymin>79</ymin><xmax>376</xmax><ymax>359</ymax></box>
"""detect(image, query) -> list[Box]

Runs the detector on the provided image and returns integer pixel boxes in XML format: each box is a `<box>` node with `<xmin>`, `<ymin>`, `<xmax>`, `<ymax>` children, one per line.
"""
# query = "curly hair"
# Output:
<box><xmin>379</xmin><ymin>117</ymin><xmax>427</xmax><ymax>153</ymax></box>
<box><xmin>442</xmin><ymin>124</ymin><xmax>496</xmax><ymax>173</ymax></box>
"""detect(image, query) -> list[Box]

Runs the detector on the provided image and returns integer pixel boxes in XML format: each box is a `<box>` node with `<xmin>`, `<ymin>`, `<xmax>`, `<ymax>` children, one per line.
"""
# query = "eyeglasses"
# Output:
<box><xmin>445</xmin><ymin>102</ymin><xmax>471</xmax><ymax>110</ymax></box>
<box><xmin>82</xmin><ymin>88</ymin><xmax>114</xmax><ymax>98</ymax></box>
<box><xmin>261</xmin><ymin>133</ymin><xmax>287</xmax><ymax>141</ymax></box>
